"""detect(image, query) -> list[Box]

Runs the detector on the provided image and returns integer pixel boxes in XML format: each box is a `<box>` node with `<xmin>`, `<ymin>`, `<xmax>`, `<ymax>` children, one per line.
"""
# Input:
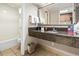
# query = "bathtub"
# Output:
<box><xmin>0</xmin><ymin>37</ymin><xmax>19</xmax><ymax>51</ymax></box>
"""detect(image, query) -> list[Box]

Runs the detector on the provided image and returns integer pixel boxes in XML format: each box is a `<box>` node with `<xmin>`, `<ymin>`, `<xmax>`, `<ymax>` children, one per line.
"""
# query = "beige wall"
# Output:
<box><xmin>0</xmin><ymin>4</ymin><xmax>20</xmax><ymax>41</ymax></box>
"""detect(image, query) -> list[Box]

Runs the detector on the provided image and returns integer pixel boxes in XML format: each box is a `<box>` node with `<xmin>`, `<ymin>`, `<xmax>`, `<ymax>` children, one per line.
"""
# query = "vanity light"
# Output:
<box><xmin>60</xmin><ymin>9</ymin><xmax>69</xmax><ymax>13</ymax></box>
<box><xmin>19</xmin><ymin>8</ymin><xmax>22</xmax><ymax>14</ymax></box>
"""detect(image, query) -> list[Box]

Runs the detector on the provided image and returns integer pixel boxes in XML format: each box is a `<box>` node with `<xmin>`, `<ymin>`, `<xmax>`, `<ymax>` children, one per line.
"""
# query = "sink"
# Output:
<box><xmin>46</xmin><ymin>31</ymin><xmax>58</xmax><ymax>33</ymax></box>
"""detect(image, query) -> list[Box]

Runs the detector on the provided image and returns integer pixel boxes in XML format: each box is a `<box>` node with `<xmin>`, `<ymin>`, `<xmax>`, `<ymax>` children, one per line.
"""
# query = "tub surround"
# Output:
<box><xmin>29</xmin><ymin>27</ymin><xmax>79</xmax><ymax>49</ymax></box>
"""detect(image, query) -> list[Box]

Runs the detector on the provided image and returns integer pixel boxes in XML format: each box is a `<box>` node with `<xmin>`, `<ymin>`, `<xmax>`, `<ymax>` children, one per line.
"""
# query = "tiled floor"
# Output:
<box><xmin>0</xmin><ymin>45</ymin><xmax>21</xmax><ymax>56</ymax></box>
<box><xmin>25</xmin><ymin>45</ymin><xmax>57</xmax><ymax>56</ymax></box>
<box><xmin>0</xmin><ymin>44</ymin><xmax>57</xmax><ymax>56</ymax></box>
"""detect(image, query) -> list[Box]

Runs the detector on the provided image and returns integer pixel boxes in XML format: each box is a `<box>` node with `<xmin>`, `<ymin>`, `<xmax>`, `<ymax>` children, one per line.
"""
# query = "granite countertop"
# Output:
<box><xmin>31</xmin><ymin>30</ymin><xmax>79</xmax><ymax>38</ymax></box>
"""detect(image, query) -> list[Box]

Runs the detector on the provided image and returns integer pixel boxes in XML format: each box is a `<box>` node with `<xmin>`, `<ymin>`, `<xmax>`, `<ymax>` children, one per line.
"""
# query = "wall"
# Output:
<box><xmin>0</xmin><ymin>4</ymin><xmax>20</xmax><ymax>41</ymax></box>
<box><xmin>21</xmin><ymin>4</ymin><xmax>38</xmax><ymax>53</ymax></box>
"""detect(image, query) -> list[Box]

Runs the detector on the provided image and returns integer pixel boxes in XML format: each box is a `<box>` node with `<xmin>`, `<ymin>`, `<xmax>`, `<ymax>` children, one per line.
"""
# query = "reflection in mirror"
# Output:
<box><xmin>39</xmin><ymin>3</ymin><xmax>74</xmax><ymax>25</ymax></box>
<box><xmin>29</xmin><ymin>15</ymin><xmax>39</xmax><ymax>24</ymax></box>
<box><xmin>59</xmin><ymin>10</ymin><xmax>73</xmax><ymax>24</ymax></box>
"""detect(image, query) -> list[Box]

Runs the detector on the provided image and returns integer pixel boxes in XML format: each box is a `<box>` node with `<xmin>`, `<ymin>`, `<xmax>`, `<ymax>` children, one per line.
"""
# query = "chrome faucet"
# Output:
<box><xmin>53</xmin><ymin>27</ymin><xmax>57</xmax><ymax>32</ymax></box>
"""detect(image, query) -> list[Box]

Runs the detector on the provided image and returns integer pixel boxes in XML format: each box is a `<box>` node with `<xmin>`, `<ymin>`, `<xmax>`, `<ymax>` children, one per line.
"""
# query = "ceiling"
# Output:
<box><xmin>7</xmin><ymin>3</ymin><xmax>53</xmax><ymax>8</ymax></box>
<box><xmin>32</xmin><ymin>3</ymin><xmax>53</xmax><ymax>8</ymax></box>
<box><xmin>6</xmin><ymin>3</ymin><xmax>50</xmax><ymax>9</ymax></box>
<box><xmin>7</xmin><ymin>3</ymin><xmax>22</xmax><ymax>8</ymax></box>
<box><xmin>0</xmin><ymin>3</ymin><xmax>77</xmax><ymax>12</ymax></box>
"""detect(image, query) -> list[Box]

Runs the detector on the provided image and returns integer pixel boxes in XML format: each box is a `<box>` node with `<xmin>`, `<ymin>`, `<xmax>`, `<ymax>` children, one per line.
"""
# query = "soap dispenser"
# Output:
<box><xmin>41</xmin><ymin>27</ymin><xmax>44</xmax><ymax>32</ymax></box>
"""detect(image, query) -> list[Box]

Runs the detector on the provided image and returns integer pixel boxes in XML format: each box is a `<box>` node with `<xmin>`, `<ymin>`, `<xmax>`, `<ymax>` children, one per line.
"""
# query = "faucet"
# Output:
<box><xmin>36</xmin><ymin>23</ymin><xmax>42</xmax><ymax>30</ymax></box>
<box><xmin>53</xmin><ymin>27</ymin><xmax>57</xmax><ymax>32</ymax></box>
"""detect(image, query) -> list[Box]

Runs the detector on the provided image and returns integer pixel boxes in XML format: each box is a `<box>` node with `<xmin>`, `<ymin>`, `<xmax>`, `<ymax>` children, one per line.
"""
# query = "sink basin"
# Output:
<box><xmin>46</xmin><ymin>31</ymin><xmax>58</xmax><ymax>33</ymax></box>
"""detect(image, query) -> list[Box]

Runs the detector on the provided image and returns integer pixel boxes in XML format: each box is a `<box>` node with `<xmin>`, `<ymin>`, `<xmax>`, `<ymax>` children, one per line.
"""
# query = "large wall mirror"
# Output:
<box><xmin>39</xmin><ymin>3</ymin><xmax>74</xmax><ymax>25</ymax></box>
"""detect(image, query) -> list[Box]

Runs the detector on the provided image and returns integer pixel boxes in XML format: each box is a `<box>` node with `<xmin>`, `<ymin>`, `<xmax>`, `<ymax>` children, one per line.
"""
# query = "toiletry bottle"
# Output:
<box><xmin>41</xmin><ymin>27</ymin><xmax>44</xmax><ymax>32</ymax></box>
<box><xmin>68</xmin><ymin>26</ymin><xmax>71</xmax><ymax>35</ymax></box>
<box><xmin>68</xmin><ymin>25</ymin><xmax>73</xmax><ymax>35</ymax></box>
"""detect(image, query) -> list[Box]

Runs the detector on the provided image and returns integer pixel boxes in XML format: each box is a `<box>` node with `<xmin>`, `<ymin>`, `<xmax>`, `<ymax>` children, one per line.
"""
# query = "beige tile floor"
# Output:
<box><xmin>0</xmin><ymin>44</ymin><xmax>57</xmax><ymax>56</ymax></box>
<box><xmin>25</xmin><ymin>45</ymin><xmax>57</xmax><ymax>56</ymax></box>
<box><xmin>0</xmin><ymin>45</ymin><xmax>21</xmax><ymax>56</ymax></box>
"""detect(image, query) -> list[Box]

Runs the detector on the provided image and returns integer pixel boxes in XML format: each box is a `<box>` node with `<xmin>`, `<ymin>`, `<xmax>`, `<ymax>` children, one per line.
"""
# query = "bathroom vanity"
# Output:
<box><xmin>29</xmin><ymin>26</ymin><xmax>79</xmax><ymax>49</ymax></box>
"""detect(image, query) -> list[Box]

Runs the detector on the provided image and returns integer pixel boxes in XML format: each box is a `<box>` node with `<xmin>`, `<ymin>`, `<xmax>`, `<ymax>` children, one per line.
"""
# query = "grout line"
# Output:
<box><xmin>0</xmin><ymin>48</ymin><xmax>16</xmax><ymax>56</ymax></box>
<box><xmin>10</xmin><ymin>48</ymin><xmax>17</xmax><ymax>56</ymax></box>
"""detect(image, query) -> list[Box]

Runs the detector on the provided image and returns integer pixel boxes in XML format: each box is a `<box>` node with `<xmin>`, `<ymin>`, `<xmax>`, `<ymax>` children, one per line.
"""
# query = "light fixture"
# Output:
<box><xmin>60</xmin><ymin>9</ymin><xmax>69</xmax><ymax>13</ymax></box>
<box><xmin>19</xmin><ymin>8</ymin><xmax>22</xmax><ymax>14</ymax></box>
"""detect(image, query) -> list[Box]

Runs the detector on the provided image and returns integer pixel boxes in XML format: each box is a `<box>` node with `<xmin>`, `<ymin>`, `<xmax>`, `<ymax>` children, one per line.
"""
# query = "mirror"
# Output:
<box><xmin>39</xmin><ymin>3</ymin><xmax>74</xmax><ymax>25</ymax></box>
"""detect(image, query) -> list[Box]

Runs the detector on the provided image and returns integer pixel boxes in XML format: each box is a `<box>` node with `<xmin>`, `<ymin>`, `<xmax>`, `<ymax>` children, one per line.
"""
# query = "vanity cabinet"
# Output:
<box><xmin>29</xmin><ymin>28</ymin><xmax>79</xmax><ymax>49</ymax></box>
<box><xmin>73</xmin><ymin>39</ymin><xmax>79</xmax><ymax>48</ymax></box>
<box><xmin>29</xmin><ymin>30</ymin><xmax>56</xmax><ymax>42</ymax></box>
<box><xmin>55</xmin><ymin>36</ymin><xmax>74</xmax><ymax>47</ymax></box>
